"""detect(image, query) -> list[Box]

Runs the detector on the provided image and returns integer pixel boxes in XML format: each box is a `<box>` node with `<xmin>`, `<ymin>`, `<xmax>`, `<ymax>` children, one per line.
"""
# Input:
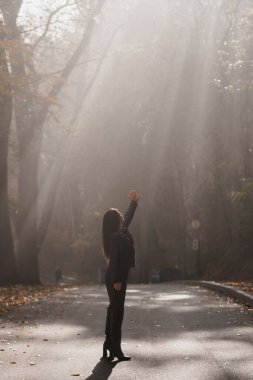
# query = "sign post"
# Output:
<box><xmin>190</xmin><ymin>219</ymin><xmax>201</xmax><ymax>278</ymax></box>
<box><xmin>192</xmin><ymin>239</ymin><xmax>199</xmax><ymax>250</ymax></box>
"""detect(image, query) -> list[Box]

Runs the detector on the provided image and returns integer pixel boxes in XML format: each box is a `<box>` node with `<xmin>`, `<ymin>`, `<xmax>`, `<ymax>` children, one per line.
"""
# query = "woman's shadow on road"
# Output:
<box><xmin>85</xmin><ymin>358</ymin><xmax>119</xmax><ymax>380</ymax></box>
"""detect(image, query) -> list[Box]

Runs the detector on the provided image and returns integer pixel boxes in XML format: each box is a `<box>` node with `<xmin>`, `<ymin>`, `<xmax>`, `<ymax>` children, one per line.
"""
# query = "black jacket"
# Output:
<box><xmin>108</xmin><ymin>200</ymin><xmax>138</xmax><ymax>283</ymax></box>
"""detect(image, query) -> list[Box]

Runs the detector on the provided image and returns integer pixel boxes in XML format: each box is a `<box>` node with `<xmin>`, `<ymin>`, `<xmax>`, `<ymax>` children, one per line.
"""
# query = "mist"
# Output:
<box><xmin>0</xmin><ymin>0</ymin><xmax>252</xmax><ymax>285</ymax></box>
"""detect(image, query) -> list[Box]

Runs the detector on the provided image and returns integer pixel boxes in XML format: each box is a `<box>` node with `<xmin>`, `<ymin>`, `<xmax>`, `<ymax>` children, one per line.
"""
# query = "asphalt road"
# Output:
<box><xmin>0</xmin><ymin>283</ymin><xmax>252</xmax><ymax>380</ymax></box>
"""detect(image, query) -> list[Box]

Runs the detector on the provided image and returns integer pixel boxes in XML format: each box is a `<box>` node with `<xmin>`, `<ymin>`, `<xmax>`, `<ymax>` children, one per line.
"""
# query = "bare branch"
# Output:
<box><xmin>48</xmin><ymin>0</ymin><xmax>106</xmax><ymax>100</ymax></box>
<box><xmin>44</xmin><ymin>52</ymin><xmax>121</xmax><ymax>76</ymax></box>
<box><xmin>34</xmin><ymin>0</ymin><xmax>107</xmax><ymax>130</ymax></box>
<box><xmin>32</xmin><ymin>1</ymin><xmax>75</xmax><ymax>49</ymax></box>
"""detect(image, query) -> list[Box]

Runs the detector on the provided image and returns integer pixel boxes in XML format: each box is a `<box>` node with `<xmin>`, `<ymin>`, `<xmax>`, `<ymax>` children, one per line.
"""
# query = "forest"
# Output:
<box><xmin>0</xmin><ymin>0</ymin><xmax>253</xmax><ymax>285</ymax></box>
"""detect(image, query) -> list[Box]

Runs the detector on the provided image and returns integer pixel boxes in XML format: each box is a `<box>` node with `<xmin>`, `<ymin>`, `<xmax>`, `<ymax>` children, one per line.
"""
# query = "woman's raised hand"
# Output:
<box><xmin>128</xmin><ymin>191</ymin><xmax>140</xmax><ymax>203</ymax></box>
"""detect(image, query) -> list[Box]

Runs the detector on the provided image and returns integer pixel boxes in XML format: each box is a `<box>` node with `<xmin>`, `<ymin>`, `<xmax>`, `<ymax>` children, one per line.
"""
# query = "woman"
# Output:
<box><xmin>102</xmin><ymin>191</ymin><xmax>140</xmax><ymax>361</ymax></box>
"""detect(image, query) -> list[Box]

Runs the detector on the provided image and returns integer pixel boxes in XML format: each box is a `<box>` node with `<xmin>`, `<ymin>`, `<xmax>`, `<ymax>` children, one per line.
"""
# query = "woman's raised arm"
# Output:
<box><xmin>123</xmin><ymin>191</ymin><xmax>140</xmax><ymax>229</ymax></box>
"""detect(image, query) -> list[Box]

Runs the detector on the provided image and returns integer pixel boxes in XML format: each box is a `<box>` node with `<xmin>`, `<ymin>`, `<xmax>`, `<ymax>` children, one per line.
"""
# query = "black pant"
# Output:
<box><xmin>105</xmin><ymin>268</ymin><xmax>128</xmax><ymax>351</ymax></box>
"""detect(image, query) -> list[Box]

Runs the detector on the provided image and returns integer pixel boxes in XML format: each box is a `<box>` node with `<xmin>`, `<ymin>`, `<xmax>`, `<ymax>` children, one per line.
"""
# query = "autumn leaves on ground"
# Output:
<box><xmin>0</xmin><ymin>285</ymin><xmax>62</xmax><ymax>314</ymax></box>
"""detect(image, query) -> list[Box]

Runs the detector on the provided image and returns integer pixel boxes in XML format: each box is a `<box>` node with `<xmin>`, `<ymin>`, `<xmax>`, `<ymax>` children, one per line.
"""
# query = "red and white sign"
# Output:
<box><xmin>191</xmin><ymin>219</ymin><xmax>200</xmax><ymax>230</ymax></box>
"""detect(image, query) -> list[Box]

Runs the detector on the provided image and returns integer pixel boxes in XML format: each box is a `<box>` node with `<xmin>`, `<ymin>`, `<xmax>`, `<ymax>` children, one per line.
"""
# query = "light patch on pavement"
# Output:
<box><xmin>127</xmin><ymin>289</ymin><xmax>141</xmax><ymax>293</ymax></box>
<box><xmin>157</xmin><ymin>293</ymin><xmax>195</xmax><ymax>301</ymax></box>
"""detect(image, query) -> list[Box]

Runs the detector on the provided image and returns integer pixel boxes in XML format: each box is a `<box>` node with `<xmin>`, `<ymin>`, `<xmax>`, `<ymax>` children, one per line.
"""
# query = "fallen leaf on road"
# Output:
<box><xmin>0</xmin><ymin>285</ymin><xmax>63</xmax><ymax>313</ymax></box>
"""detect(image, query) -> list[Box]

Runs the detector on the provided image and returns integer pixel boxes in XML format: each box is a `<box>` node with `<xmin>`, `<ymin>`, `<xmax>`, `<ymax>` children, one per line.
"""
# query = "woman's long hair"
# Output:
<box><xmin>102</xmin><ymin>208</ymin><xmax>123</xmax><ymax>261</ymax></box>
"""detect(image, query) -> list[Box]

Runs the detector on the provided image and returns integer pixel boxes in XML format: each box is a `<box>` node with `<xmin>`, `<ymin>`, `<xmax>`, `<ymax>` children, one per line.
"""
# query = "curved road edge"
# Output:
<box><xmin>181</xmin><ymin>280</ymin><xmax>253</xmax><ymax>307</ymax></box>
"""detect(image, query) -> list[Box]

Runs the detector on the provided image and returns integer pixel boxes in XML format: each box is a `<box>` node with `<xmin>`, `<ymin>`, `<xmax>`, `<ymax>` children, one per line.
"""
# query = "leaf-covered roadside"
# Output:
<box><xmin>218</xmin><ymin>281</ymin><xmax>253</xmax><ymax>314</ymax></box>
<box><xmin>220</xmin><ymin>281</ymin><xmax>253</xmax><ymax>296</ymax></box>
<box><xmin>0</xmin><ymin>285</ymin><xmax>62</xmax><ymax>314</ymax></box>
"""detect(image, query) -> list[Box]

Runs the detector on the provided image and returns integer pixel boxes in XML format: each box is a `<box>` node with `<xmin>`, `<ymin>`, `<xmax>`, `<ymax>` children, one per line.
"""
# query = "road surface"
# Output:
<box><xmin>0</xmin><ymin>283</ymin><xmax>252</xmax><ymax>380</ymax></box>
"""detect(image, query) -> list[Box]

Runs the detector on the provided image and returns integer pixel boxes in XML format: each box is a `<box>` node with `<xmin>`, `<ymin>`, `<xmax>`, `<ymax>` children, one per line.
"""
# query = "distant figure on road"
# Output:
<box><xmin>102</xmin><ymin>191</ymin><xmax>140</xmax><ymax>361</ymax></box>
<box><xmin>151</xmin><ymin>268</ymin><xmax>160</xmax><ymax>283</ymax></box>
<box><xmin>54</xmin><ymin>266</ymin><xmax>63</xmax><ymax>284</ymax></box>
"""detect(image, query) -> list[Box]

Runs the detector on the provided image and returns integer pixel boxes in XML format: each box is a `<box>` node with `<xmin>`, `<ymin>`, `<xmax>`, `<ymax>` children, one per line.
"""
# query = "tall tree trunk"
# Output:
<box><xmin>16</xmin><ymin>127</ymin><xmax>41</xmax><ymax>283</ymax></box>
<box><xmin>0</xmin><ymin>24</ymin><xmax>18</xmax><ymax>285</ymax></box>
<box><xmin>1</xmin><ymin>0</ymin><xmax>107</xmax><ymax>283</ymax></box>
<box><xmin>1</xmin><ymin>2</ymin><xmax>41</xmax><ymax>283</ymax></box>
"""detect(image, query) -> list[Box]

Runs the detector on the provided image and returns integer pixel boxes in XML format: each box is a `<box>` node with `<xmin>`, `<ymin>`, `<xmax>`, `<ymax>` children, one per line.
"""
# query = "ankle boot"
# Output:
<box><xmin>102</xmin><ymin>337</ymin><xmax>111</xmax><ymax>358</ymax></box>
<box><xmin>108</xmin><ymin>347</ymin><xmax>131</xmax><ymax>361</ymax></box>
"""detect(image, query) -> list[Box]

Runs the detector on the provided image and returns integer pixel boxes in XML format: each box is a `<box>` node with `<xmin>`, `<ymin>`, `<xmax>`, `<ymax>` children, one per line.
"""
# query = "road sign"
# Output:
<box><xmin>193</xmin><ymin>239</ymin><xmax>199</xmax><ymax>250</ymax></box>
<box><xmin>191</xmin><ymin>219</ymin><xmax>200</xmax><ymax>230</ymax></box>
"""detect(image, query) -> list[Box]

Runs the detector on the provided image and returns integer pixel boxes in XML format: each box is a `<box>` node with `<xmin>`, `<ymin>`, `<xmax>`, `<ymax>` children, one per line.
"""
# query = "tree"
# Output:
<box><xmin>0</xmin><ymin>21</ymin><xmax>18</xmax><ymax>284</ymax></box>
<box><xmin>0</xmin><ymin>0</ymin><xmax>106</xmax><ymax>283</ymax></box>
